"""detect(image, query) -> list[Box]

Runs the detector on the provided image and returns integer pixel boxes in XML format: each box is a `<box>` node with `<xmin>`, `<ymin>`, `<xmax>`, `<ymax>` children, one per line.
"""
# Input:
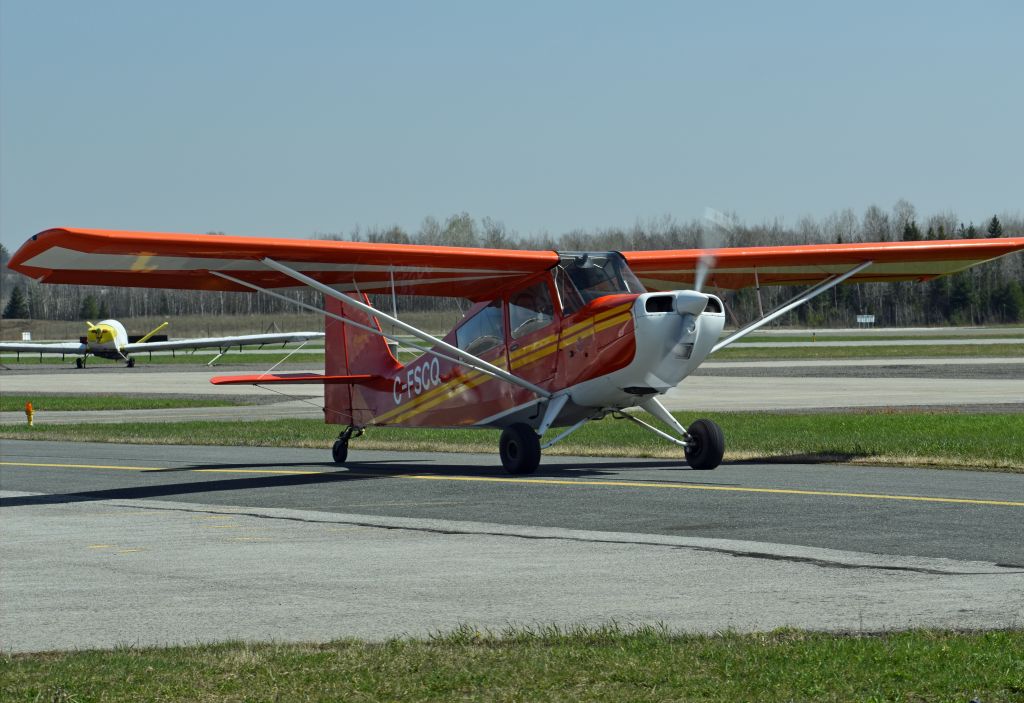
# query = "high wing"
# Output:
<box><xmin>122</xmin><ymin>331</ymin><xmax>323</xmax><ymax>354</ymax></box>
<box><xmin>0</xmin><ymin>341</ymin><xmax>86</xmax><ymax>355</ymax></box>
<box><xmin>9</xmin><ymin>228</ymin><xmax>558</xmax><ymax>300</ymax></box>
<box><xmin>9</xmin><ymin>228</ymin><xmax>1023</xmax><ymax>298</ymax></box>
<box><xmin>624</xmin><ymin>238</ymin><xmax>1024</xmax><ymax>291</ymax></box>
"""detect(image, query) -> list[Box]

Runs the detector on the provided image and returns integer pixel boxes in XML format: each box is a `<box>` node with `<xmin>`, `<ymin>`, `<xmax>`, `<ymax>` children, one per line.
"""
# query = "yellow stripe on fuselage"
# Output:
<box><xmin>373</xmin><ymin>302</ymin><xmax>634</xmax><ymax>426</ymax></box>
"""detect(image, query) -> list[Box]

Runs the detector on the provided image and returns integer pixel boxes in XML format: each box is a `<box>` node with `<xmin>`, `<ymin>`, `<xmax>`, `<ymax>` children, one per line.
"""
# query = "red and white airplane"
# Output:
<box><xmin>9</xmin><ymin>227</ymin><xmax>1024</xmax><ymax>472</ymax></box>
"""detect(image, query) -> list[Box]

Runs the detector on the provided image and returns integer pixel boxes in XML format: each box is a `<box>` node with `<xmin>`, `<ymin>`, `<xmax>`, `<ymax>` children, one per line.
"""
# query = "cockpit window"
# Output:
<box><xmin>557</xmin><ymin>252</ymin><xmax>646</xmax><ymax>304</ymax></box>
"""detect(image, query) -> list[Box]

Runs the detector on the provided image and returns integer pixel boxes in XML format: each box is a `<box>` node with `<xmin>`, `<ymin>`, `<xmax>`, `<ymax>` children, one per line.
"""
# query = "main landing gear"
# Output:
<box><xmin>331</xmin><ymin>425</ymin><xmax>364</xmax><ymax>465</ymax></box>
<box><xmin>499</xmin><ymin>423</ymin><xmax>541</xmax><ymax>474</ymax></box>
<box><xmin>684</xmin><ymin>418</ymin><xmax>725</xmax><ymax>471</ymax></box>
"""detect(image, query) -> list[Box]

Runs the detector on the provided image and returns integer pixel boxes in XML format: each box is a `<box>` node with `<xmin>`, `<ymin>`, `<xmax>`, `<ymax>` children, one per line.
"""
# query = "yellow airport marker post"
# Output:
<box><xmin>24</xmin><ymin>401</ymin><xmax>34</xmax><ymax>426</ymax></box>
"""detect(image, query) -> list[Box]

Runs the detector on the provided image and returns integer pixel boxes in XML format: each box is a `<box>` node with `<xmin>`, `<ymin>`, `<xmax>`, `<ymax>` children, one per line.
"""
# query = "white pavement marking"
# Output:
<box><xmin>661</xmin><ymin>376</ymin><xmax>1024</xmax><ymax>411</ymax></box>
<box><xmin>1</xmin><ymin>491</ymin><xmax>1021</xmax><ymax>652</ymax></box>
<box><xmin>729</xmin><ymin>338</ymin><xmax>1023</xmax><ymax>348</ymax></box>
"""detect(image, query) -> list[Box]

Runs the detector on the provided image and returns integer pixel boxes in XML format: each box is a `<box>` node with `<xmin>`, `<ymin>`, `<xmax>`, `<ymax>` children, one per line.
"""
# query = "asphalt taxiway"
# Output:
<box><xmin>2</xmin><ymin>440</ymin><xmax>1022</xmax><ymax>652</ymax></box>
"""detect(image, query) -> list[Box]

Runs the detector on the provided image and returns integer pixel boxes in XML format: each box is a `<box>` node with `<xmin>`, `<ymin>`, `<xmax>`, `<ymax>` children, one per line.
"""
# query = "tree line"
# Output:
<box><xmin>2</xmin><ymin>201</ymin><xmax>1022</xmax><ymax>329</ymax></box>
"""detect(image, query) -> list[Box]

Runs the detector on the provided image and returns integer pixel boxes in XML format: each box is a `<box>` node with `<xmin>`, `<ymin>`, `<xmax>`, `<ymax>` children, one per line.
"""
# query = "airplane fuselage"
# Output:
<box><xmin>325</xmin><ymin>253</ymin><xmax>725</xmax><ymax>431</ymax></box>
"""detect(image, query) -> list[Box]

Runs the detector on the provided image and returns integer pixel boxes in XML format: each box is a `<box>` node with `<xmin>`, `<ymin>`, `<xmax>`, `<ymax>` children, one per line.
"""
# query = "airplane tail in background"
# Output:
<box><xmin>324</xmin><ymin>295</ymin><xmax>403</xmax><ymax>426</ymax></box>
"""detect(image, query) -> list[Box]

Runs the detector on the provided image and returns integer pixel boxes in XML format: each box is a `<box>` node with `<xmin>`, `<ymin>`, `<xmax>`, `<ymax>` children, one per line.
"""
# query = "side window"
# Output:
<box><xmin>456</xmin><ymin>300</ymin><xmax>504</xmax><ymax>356</ymax></box>
<box><xmin>509</xmin><ymin>281</ymin><xmax>555</xmax><ymax>339</ymax></box>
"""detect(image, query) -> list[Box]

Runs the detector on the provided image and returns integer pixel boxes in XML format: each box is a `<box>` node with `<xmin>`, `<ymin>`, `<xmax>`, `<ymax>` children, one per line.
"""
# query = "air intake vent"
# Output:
<box><xmin>622</xmin><ymin>386</ymin><xmax>658</xmax><ymax>396</ymax></box>
<box><xmin>645</xmin><ymin>295</ymin><xmax>674</xmax><ymax>313</ymax></box>
<box><xmin>705</xmin><ymin>296</ymin><xmax>723</xmax><ymax>313</ymax></box>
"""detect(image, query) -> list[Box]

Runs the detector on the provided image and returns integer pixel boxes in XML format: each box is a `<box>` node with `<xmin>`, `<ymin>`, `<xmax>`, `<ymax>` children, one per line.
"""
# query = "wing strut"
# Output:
<box><xmin>211</xmin><ymin>265</ymin><xmax>551</xmax><ymax>400</ymax></box>
<box><xmin>711</xmin><ymin>260</ymin><xmax>873</xmax><ymax>354</ymax></box>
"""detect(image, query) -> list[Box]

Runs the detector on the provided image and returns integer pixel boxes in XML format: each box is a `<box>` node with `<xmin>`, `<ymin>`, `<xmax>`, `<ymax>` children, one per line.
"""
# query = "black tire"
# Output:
<box><xmin>332</xmin><ymin>439</ymin><xmax>348</xmax><ymax>465</ymax></box>
<box><xmin>685</xmin><ymin>418</ymin><xmax>724</xmax><ymax>470</ymax></box>
<box><xmin>499</xmin><ymin>423</ymin><xmax>541</xmax><ymax>474</ymax></box>
<box><xmin>75</xmin><ymin>358</ymin><xmax>84</xmax><ymax>369</ymax></box>
<box><xmin>126</xmin><ymin>358</ymin><xmax>136</xmax><ymax>368</ymax></box>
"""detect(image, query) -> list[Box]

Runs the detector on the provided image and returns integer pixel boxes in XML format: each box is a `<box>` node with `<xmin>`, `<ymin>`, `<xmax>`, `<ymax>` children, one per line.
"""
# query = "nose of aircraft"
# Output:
<box><xmin>632</xmin><ymin>290</ymin><xmax>727</xmax><ymax>389</ymax></box>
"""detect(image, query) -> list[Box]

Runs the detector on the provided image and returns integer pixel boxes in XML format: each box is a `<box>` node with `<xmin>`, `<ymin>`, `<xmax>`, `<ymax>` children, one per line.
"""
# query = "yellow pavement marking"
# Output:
<box><xmin>87</xmin><ymin>544</ymin><xmax>113</xmax><ymax>549</ymax></box>
<box><xmin>0</xmin><ymin>461</ymin><xmax>318</xmax><ymax>475</ymax></box>
<box><xmin>4</xmin><ymin>460</ymin><xmax>1022</xmax><ymax>508</ymax></box>
<box><xmin>401</xmin><ymin>475</ymin><xmax>1024</xmax><ymax>507</ymax></box>
<box><xmin>3</xmin><ymin>461</ymin><xmax>170</xmax><ymax>472</ymax></box>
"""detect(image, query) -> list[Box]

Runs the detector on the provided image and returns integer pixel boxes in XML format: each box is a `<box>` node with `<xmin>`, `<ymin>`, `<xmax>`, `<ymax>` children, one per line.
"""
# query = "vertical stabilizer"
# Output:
<box><xmin>324</xmin><ymin>295</ymin><xmax>402</xmax><ymax>426</ymax></box>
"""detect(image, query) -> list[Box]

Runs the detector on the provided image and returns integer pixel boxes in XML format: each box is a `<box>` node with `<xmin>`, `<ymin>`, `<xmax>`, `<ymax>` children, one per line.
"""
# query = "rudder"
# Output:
<box><xmin>324</xmin><ymin>295</ymin><xmax>402</xmax><ymax>426</ymax></box>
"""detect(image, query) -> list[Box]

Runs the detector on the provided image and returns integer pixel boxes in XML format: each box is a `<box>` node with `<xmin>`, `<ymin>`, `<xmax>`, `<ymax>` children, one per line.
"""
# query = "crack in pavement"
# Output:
<box><xmin>85</xmin><ymin>499</ymin><xmax>1024</xmax><ymax>578</ymax></box>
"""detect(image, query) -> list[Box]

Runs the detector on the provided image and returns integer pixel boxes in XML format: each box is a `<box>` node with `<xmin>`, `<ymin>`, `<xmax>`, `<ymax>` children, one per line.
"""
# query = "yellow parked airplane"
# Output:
<box><xmin>0</xmin><ymin>318</ymin><xmax>323</xmax><ymax>368</ymax></box>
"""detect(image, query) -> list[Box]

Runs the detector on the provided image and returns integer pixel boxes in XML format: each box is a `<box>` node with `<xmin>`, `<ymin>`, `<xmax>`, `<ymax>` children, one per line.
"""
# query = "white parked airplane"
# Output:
<box><xmin>0</xmin><ymin>318</ymin><xmax>324</xmax><ymax>368</ymax></box>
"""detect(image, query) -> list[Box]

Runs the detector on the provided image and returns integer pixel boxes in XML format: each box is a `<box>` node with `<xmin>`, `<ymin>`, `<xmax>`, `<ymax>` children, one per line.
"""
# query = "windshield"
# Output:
<box><xmin>557</xmin><ymin>252</ymin><xmax>646</xmax><ymax>304</ymax></box>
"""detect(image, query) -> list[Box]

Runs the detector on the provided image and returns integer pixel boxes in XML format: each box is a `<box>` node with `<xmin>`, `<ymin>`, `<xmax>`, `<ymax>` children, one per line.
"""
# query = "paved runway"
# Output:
<box><xmin>2</xmin><ymin>440</ymin><xmax>1022</xmax><ymax>651</ymax></box>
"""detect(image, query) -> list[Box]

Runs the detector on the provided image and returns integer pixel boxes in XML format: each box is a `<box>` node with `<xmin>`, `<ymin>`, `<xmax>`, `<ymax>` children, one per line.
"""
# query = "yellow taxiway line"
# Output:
<box><xmin>1</xmin><ymin>460</ymin><xmax>1022</xmax><ymax>508</ymax></box>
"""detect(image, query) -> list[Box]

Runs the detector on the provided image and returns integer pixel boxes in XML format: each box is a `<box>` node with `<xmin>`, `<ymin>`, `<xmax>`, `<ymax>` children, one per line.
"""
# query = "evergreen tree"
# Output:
<box><xmin>79</xmin><ymin>294</ymin><xmax>100</xmax><ymax>320</ymax></box>
<box><xmin>2</xmin><ymin>285</ymin><xmax>29</xmax><ymax>319</ymax></box>
<box><xmin>992</xmin><ymin>281</ymin><xmax>1024</xmax><ymax>322</ymax></box>
<box><xmin>987</xmin><ymin>215</ymin><xmax>1003</xmax><ymax>237</ymax></box>
<box><xmin>966</xmin><ymin>223</ymin><xmax>979</xmax><ymax>238</ymax></box>
<box><xmin>902</xmin><ymin>220</ymin><xmax>922</xmax><ymax>241</ymax></box>
<box><xmin>949</xmin><ymin>274</ymin><xmax>978</xmax><ymax>324</ymax></box>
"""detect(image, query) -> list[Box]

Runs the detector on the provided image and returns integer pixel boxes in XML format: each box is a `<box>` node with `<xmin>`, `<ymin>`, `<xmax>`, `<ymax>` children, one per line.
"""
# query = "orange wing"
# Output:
<box><xmin>624</xmin><ymin>238</ymin><xmax>1024</xmax><ymax>291</ymax></box>
<box><xmin>9</xmin><ymin>228</ymin><xmax>1023</xmax><ymax>297</ymax></box>
<box><xmin>8</xmin><ymin>228</ymin><xmax>559</xmax><ymax>300</ymax></box>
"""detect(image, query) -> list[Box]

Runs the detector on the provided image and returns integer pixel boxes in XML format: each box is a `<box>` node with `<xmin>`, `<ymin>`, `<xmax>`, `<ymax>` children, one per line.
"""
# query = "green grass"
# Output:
<box><xmin>3</xmin><ymin>410</ymin><xmax>1021</xmax><ymax>471</ymax></box>
<box><xmin>2</xmin><ymin>627</ymin><xmax>1022</xmax><ymax>702</ymax></box>
<box><xmin>0</xmin><ymin>394</ymin><xmax>241</xmax><ymax>412</ymax></box>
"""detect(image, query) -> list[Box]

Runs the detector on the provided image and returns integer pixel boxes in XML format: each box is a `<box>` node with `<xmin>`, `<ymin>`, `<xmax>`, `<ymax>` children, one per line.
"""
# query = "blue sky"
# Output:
<box><xmin>2</xmin><ymin>1</ymin><xmax>1021</xmax><ymax>250</ymax></box>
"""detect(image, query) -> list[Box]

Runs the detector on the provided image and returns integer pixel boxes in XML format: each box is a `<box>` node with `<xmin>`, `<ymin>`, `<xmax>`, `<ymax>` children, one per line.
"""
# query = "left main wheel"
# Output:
<box><xmin>332</xmin><ymin>439</ymin><xmax>348</xmax><ymax>465</ymax></box>
<box><xmin>499</xmin><ymin>423</ymin><xmax>541</xmax><ymax>475</ymax></box>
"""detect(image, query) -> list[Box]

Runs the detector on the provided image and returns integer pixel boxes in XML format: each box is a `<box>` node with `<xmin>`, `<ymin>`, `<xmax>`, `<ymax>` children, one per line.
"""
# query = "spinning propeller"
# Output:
<box><xmin>694</xmin><ymin>207</ymin><xmax>737</xmax><ymax>292</ymax></box>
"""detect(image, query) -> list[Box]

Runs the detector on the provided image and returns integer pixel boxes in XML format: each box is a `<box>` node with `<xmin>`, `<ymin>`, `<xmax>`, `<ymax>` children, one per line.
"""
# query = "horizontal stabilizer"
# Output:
<box><xmin>210</xmin><ymin>373</ymin><xmax>381</xmax><ymax>386</ymax></box>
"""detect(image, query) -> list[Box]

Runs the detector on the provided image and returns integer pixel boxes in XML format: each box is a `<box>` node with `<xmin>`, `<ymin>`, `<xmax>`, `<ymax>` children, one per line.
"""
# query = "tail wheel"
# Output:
<box><xmin>499</xmin><ymin>423</ymin><xmax>541</xmax><ymax>475</ymax></box>
<box><xmin>685</xmin><ymin>418</ymin><xmax>724</xmax><ymax>470</ymax></box>
<box><xmin>332</xmin><ymin>439</ymin><xmax>348</xmax><ymax>465</ymax></box>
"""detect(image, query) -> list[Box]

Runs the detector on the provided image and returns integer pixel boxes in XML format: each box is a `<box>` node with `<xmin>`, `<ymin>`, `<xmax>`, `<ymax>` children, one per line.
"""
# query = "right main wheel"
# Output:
<box><xmin>499</xmin><ymin>423</ymin><xmax>541</xmax><ymax>475</ymax></box>
<box><xmin>684</xmin><ymin>418</ymin><xmax>724</xmax><ymax>470</ymax></box>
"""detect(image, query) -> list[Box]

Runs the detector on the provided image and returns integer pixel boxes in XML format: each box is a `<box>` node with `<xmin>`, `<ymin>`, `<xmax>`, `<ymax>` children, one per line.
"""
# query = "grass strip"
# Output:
<box><xmin>2</xmin><ymin>411</ymin><xmax>1021</xmax><ymax>471</ymax></box>
<box><xmin>2</xmin><ymin>627</ymin><xmax>1022</xmax><ymax>702</ymax></box>
<box><xmin>0</xmin><ymin>394</ymin><xmax>240</xmax><ymax>412</ymax></box>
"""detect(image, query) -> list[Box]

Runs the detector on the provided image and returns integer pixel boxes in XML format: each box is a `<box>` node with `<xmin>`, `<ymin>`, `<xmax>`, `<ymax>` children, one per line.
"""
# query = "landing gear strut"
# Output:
<box><xmin>499</xmin><ymin>423</ymin><xmax>541</xmax><ymax>475</ymax></box>
<box><xmin>332</xmin><ymin>425</ymin><xmax>363</xmax><ymax>465</ymax></box>
<box><xmin>684</xmin><ymin>418</ymin><xmax>725</xmax><ymax>471</ymax></box>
